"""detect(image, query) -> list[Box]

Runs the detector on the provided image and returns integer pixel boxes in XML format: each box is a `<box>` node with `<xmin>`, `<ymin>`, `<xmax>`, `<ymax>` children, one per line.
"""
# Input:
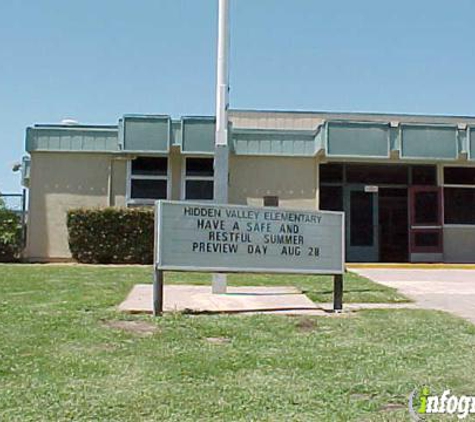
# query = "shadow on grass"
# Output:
<box><xmin>302</xmin><ymin>288</ymin><xmax>386</xmax><ymax>295</ymax></box>
<box><xmin>224</xmin><ymin>292</ymin><xmax>299</xmax><ymax>296</ymax></box>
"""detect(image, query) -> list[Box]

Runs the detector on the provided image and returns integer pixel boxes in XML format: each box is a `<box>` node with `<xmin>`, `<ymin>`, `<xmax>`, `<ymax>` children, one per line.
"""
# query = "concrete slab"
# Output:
<box><xmin>352</xmin><ymin>268</ymin><xmax>475</xmax><ymax>324</ymax></box>
<box><xmin>119</xmin><ymin>284</ymin><xmax>318</xmax><ymax>314</ymax></box>
<box><xmin>118</xmin><ymin>284</ymin><xmax>417</xmax><ymax>316</ymax></box>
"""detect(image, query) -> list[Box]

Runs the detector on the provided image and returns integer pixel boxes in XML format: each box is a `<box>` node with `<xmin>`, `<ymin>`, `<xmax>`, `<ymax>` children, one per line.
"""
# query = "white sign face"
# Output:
<box><xmin>155</xmin><ymin>201</ymin><xmax>344</xmax><ymax>275</ymax></box>
<box><xmin>364</xmin><ymin>185</ymin><xmax>379</xmax><ymax>193</ymax></box>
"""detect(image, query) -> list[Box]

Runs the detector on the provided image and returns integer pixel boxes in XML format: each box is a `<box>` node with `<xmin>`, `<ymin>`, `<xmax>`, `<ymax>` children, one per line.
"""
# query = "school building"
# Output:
<box><xmin>21</xmin><ymin>109</ymin><xmax>475</xmax><ymax>263</ymax></box>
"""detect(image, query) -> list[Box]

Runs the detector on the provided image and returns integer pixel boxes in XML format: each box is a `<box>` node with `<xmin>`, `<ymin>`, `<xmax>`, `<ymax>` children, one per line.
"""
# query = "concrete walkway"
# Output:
<box><xmin>352</xmin><ymin>268</ymin><xmax>475</xmax><ymax>324</ymax></box>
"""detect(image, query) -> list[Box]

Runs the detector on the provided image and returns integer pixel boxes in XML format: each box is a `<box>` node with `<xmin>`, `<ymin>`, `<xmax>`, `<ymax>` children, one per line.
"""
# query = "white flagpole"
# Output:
<box><xmin>212</xmin><ymin>0</ymin><xmax>230</xmax><ymax>294</ymax></box>
<box><xmin>215</xmin><ymin>0</ymin><xmax>229</xmax><ymax>151</ymax></box>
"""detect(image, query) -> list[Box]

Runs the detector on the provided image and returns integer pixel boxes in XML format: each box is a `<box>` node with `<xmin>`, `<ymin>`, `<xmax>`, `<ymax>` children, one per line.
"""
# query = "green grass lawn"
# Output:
<box><xmin>1</xmin><ymin>265</ymin><xmax>474</xmax><ymax>421</ymax></box>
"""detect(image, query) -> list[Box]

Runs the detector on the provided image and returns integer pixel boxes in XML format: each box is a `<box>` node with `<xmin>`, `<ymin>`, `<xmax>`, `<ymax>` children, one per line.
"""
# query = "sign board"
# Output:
<box><xmin>364</xmin><ymin>185</ymin><xmax>379</xmax><ymax>193</ymax></box>
<box><xmin>155</xmin><ymin>200</ymin><xmax>344</xmax><ymax>275</ymax></box>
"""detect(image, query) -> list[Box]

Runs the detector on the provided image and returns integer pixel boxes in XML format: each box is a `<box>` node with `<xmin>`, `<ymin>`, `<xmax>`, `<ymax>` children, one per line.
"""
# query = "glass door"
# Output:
<box><xmin>345</xmin><ymin>185</ymin><xmax>379</xmax><ymax>262</ymax></box>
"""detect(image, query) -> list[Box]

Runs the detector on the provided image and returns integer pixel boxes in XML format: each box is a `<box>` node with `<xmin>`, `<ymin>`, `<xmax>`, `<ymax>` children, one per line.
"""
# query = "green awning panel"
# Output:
<box><xmin>24</xmin><ymin>114</ymin><xmax>472</xmax><ymax>162</ymax></box>
<box><xmin>232</xmin><ymin>129</ymin><xmax>318</xmax><ymax>156</ymax></box>
<box><xmin>181</xmin><ymin>117</ymin><xmax>215</xmax><ymax>154</ymax></box>
<box><xmin>121</xmin><ymin>115</ymin><xmax>170</xmax><ymax>152</ymax></box>
<box><xmin>326</xmin><ymin>121</ymin><xmax>390</xmax><ymax>158</ymax></box>
<box><xmin>468</xmin><ymin>126</ymin><xmax>475</xmax><ymax>160</ymax></box>
<box><xmin>26</xmin><ymin>126</ymin><xmax>119</xmax><ymax>152</ymax></box>
<box><xmin>400</xmin><ymin>124</ymin><xmax>458</xmax><ymax>159</ymax></box>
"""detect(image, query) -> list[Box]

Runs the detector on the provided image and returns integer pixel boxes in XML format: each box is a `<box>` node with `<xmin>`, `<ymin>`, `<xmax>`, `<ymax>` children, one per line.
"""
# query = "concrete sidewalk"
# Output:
<box><xmin>352</xmin><ymin>268</ymin><xmax>475</xmax><ymax>324</ymax></box>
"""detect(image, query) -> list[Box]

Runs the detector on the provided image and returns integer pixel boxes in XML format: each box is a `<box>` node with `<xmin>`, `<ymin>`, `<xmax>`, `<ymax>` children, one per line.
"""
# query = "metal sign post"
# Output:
<box><xmin>153</xmin><ymin>270</ymin><xmax>164</xmax><ymax>316</ymax></box>
<box><xmin>333</xmin><ymin>274</ymin><xmax>343</xmax><ymax>312</ymax></box>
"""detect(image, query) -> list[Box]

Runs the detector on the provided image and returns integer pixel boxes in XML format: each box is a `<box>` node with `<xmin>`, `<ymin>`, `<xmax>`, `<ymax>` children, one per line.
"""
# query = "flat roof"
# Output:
<box><xmin>229</xmin><ymin>108</ymin><xmax>475</xmax><ymax>123</ymax></box>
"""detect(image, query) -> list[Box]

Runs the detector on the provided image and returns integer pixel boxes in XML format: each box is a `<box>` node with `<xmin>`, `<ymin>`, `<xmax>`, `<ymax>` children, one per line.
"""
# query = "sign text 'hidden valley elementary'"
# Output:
<box><xmin>154</xmin><ymin>201</ymin><xmax>344</xmax><ymax>275</ymax></box>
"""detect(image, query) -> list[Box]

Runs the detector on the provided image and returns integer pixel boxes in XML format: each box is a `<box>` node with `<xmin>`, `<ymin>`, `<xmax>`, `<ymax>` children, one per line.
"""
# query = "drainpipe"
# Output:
<box><xmin>107</xmin><ymin>159</ymin><xmax>113</xmax><ymax>207</ymax></box>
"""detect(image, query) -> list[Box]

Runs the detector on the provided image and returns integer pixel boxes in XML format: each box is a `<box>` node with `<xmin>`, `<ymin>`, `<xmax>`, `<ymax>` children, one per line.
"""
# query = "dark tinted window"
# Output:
<box><xmin>320</xmin><ymin>163</ymin><xmax>343</xmax><ymax>183</ymax></box>
<box><xmin>414</xmin><ymin>232</ymin><xmax>440</xmax><ymax>247</ymax></box>
<box><xmin>186</xmin><ymin>158</ymin><xmax>214</xmax><ymax>177</ymax></box>
<box><xmin>346</xmin><ymin>164</ymin><xmax>408</xmax><ymax>185</ymax></box>
<box><xmin>350</xmin><ymin>191</ymin><xmax>373</xmax><ymax>246</ymax></box>
<box><xmin>444</xmin><ymin>167</ymin><xmax>475</xmax><ymax>185</ymax></box>
<box><xmin>185</xmin><ymin>180</ymin><xmax>214</xmax><ymax>200</ymax></box>
<box><xmin>413</xmin><ymin>191</ymin><xmax>439</xmax><ymax>225</ymax></box>
<box><xmin>379</xmin><ymin>188</ymin><xmax>407</xmax><ymax>198</ymax></box>
<box><xmin>444</xmin><ymin>188</ymin><xmax>475</xmax><ymax>224</ymax></box>
<box><xmin>132</xmin><ymin>157</ymin><xmax>167</xmax><ymax>176</ymax></box>
<box><xmin>412</xmin><ymin>165</ymin><xmax>437</xmax><ymax>186</ymax></box>
<box><xmin>320</xmin><ymin>186</ymin><xmax>343</xmax><ymax>211</ymax></box>
<box><xmin>263</xmin><ymin>196</ymin><xmax>279</xmax><ymax>207</ymax></box>
<box><xmin>131</xmin><ymin>179</ymin><xmax>167</xmax><ymax>199</ymax></box>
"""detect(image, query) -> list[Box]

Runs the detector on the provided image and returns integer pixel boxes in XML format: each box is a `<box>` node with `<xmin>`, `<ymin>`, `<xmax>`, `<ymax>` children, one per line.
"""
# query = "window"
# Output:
<box><xmin>444</xmin><ymin>188</ymin><xmax>475</xmax><ymax>224</ymax></box>
<box><xmin>320</xmin><ymin>163</ymin><xmax>439</xmax><ymax>187</ymax></box>
<box><xmin>413</xmin><ymin>231</ymin><xmax>440</xmax><ymax>248</ymax></box>
<box><xmin>346</xmin><ymin>164</ymin><xmax>409</xmax><ymax>185</ymax></box>
<box><xmin>412</xmin><ymin>165</ymin><xmax>437</xmax><ymax>186</ymax></box>
<box><xmin>320</xmin><ymin>164</ymin><xmax>343</xmax><ymax>212</ymax></box>
<box><xmin>410</xmin><ymin>229</ymin><xmax>442</xmax><ymax>253</ymax></box>
<box><xmin>263</xmin><ymin>196</ymin><xmax>279</xmax><ymax>207</ymax></box>
<box><xmin>413</xmin><ymin>191</ymin><xmax>440</xmax><ymax>225</ymax></box>
<box><xmin>320</xmin><ymin>163</ymin><xmax>343</xmax><ymax>183</ymax></box>
<box><xmin>443</xmin><ymin>166</ymin><xmax>475</xmax><ymax>225</ymax></box>
<box><xmin>128</xmin><ymin>157</ymin><xmax>168</xmax><ymax>204</ymax></box>
<box><xmin>444</xmin><ymin>167</ymin><xmax>475</xmax><ymax>185</ymax></box>
<box><xmin>183</xmin><ymin>157</ymin><xmax>214</xmax><ymax>200</ymax></box>
<box><xmin>319</xmin><ymin>186</ymin><xmax>343</xmax><ymax>211</ymax></box>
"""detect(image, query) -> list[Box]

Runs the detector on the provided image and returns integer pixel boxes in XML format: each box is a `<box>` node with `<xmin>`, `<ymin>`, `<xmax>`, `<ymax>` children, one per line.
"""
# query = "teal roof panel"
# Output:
<box><xmin>467</xmin><ymin>126</ymin><xmax>475</xmax><ymax>161</ymax></box>
<box><xmin>26</xmin><ymin>126</ymin><xmax>119</xmax><ymax>153</ymax></box>
<box><xmin>400</xmin><ymin>124</ymin><xmax>458</xmax><ymax>160</ymax></box>
<box><xmin>232</xmin><ymin>129</ymin><xmax>319</xmax><ymax>156</ymax></box>
<box><xmin>326</xmin><ymin>121</ymin><xmax>390</xmax><ymax>158</ymax></box>
<box><xmin>181</xmin><ymin>117</ymin><xmax>215</xmax><ymax>154</ymax></box>
<box><xmin>121</xmin><ymin>115</ymin><xmax>170</xmax><ymax>152</ymax></box>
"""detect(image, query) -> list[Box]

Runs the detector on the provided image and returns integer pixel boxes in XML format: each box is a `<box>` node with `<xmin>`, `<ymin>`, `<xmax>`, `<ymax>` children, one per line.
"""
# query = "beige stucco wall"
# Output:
<box><xmin>26</xmin><ymin>152</ymin><xmax>126</xmax><ymax>261</ymax></box>
<box><xmin>443</xmin><ymin>226</ymin><xmax>475</xmax><ymax>263</ymax></box>
<box><xmin>110</xmin><ymin>159</ymin><xmax>127</xmax><ymax>206</ymax></box>
<box><xmin>229</xmin><ymin>156</ymin><xmax>318</xmax><ymax>210</ymax></box>
<box><xmin>27</xmin><ymin>152</ymin><xmax>321</xmax><ymax>260</ymax></box>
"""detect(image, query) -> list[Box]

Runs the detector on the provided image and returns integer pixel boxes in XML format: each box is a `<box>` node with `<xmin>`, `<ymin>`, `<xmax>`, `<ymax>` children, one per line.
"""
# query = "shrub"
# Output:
<box><xmin>0</xmin><ymin>209</ymin><xmax>23</xmax><ymax>262</ymax></box>
<box><xmin>67</xmin><ymin>208</ymin><xmax>154</xmax><ymax>264</ymax></box>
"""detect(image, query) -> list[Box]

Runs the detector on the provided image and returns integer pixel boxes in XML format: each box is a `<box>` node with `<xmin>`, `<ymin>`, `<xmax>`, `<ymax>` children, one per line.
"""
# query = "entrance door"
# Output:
<box><xmin>345</xmin><ymin>185</ymin><xmax>379</xmax><ymax>262</ymax></box>
<box><xmin>379</xmin><ymin>188</ymin><xmax>409</xmax><ymax>262</ymax></box>
<box><xmin>408</xmin><ymin>186</ymin><xmax>443</xmax><ymax>259</ymax></box>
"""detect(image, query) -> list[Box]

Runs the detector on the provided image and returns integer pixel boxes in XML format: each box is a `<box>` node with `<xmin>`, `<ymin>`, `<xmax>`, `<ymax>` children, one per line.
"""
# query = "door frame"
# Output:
<box><xmin>344</xmin><ymin>184</ymin><xmax>379</xmax><ymax>262</ymax></box>
<box><xmin>408</xmin><ymin>186</ymin><xmax>443</xmax><ymax>255</ymax></box>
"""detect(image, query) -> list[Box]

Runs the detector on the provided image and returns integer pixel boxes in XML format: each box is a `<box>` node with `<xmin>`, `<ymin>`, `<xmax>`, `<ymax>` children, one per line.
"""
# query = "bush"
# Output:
<box><xmin>0</xmin><ymin>209</ymin><xmax>23</xmax><ymax>262</ymax></box>
<box><xmin>67</xmin><ymin>208</ymin><xmax>154</xmax><ymax>264</ymax></box>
